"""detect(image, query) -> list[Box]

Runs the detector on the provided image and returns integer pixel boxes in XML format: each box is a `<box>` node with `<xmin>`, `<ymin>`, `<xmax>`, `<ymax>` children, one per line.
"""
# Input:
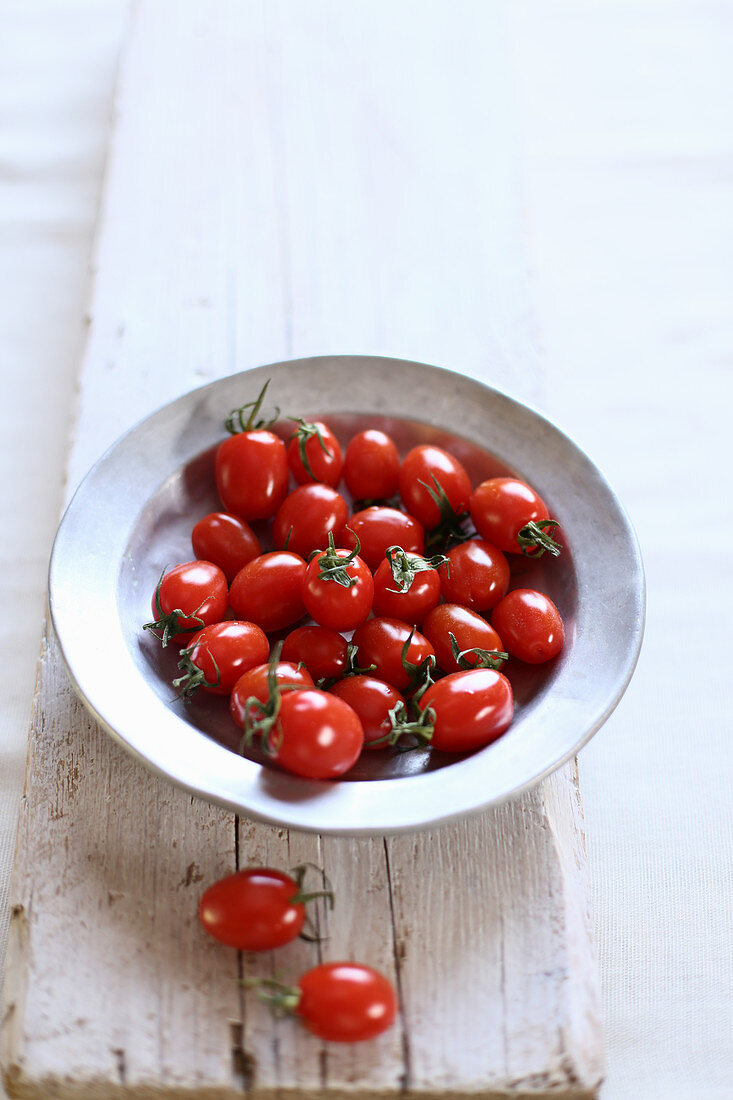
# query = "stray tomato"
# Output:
<box><xmin>329</xmin><ymin>675</ymin><xmax>405</xmax><ymax>749</ymax></box>
<box><xmin>191</xmin><ymin>512</ymin><xmax>261</xmax><ymax>583</ymax></box>
<box><xmin>341</xmin><ymin>507</ymin><xmax>424</xmax><ymax>572</ymax></box>
<box><xmin>229</xmin><ymin>551</ymin><xmax>307</xmax><ymax>632</ymax></box>
<box><xmin>267</xmin><ymin>689</ymin><xmax>364</xmax><ymax>779</ymax></box>
<box><xmin>230</xmin><ymin>660</ymin><xmax>314</xmax><ymax>728</ymax></box>
<box><xmin>302</xmin><ymin>538</ymin><xmax>374</xmax><ymax>632</ymax></box>
<box><xmin>343</xmin><ymin>429</ymin><xmax>400</xmax><ymax>501</ymax></box>
<box><xmin>272</xmin><ymin>484</ymin><xmax>348</xmax><ymax>559</ymax></box>
<box><xmin>281</xmin><ymin>625</ymin><xmax>349</xmax><ymax>683</ymax></box>
<box><xmin>470</xmin><ymin>477</ymin><xmax>560</xmax><ymax>557</ymax></box>
<box><xmin>175</xmin><ymin>621</ymin><xmax>270</xmax><ymax>697</ymax></box>
<box><xmin>144</xmin><ymin>561</ymin><xmax>228</xmax><ymax>646</ymax></box>
<box><xmin>440</xmin><ymin>538</ymin><xmax>510</xmax><ymax>613</ymax></box>
<box><xmin>199</xmin><ymin>867</ymin><xmax>307</xmax><ymax>951</ymax></box>
<box><xmin>398</xmin><ymin>444</ymin><xmax>472</xmax><ymax>531</ymax></box>
<box><xmin>351</xmin><ymin>617</ymin><xmax>435</xmax><ymax>692</ymax></box>
<box><xmin>423</xmin><ymin>603</ymin><xmax>505</xmax><ymax>674</ymax></box>
<box><xmin>371</xmin><ymin>550</ymin><xmax>444</xmax><ymax>624</ymax></box>
<box><xmin>491</xmin><ymin>589</ymin><xmax>565</xmax><ymax>663</ymax></box>
<box><xmin>288</xmin><ymin>419</ymin><xmax>343</xmax><ymax>486</ymax></box>
<box><xmin>419</xmin><ymin>668</ymin><xmax>514</xmax><ymax>752</ymax></box>
<box><xmin>295</xmin><ymin>962</ymin><xmax>397</xmax><ymax>1042</ymax></box>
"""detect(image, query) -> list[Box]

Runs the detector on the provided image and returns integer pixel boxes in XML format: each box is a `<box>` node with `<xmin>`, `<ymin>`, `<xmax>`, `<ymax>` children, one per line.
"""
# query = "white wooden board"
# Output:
<box><xmin>1</xmin><ymin>2</ymin><xmax>602</xmax><ymax>1096</ymax></box>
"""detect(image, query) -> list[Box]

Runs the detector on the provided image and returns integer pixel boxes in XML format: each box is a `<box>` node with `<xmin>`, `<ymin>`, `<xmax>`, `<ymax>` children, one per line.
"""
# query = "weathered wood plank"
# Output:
<box><xmin>1</xmin><ymin>1</ymin><xmax>602</xmax><ymax>1096</ymax></box>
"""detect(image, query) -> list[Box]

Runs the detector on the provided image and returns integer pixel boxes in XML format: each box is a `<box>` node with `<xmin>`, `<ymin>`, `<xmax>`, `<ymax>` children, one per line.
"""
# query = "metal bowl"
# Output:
<box><xmin>48</xmin><ymin>356</ymin><xmax>645</xmax><ymax>835</ymax></box>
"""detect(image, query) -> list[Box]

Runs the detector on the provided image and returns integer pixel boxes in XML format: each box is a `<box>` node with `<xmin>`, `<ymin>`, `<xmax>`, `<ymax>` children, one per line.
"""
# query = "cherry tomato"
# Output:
<box><xmin>272</xmin><ymin>484</ymin><xmax>348</xmax><ymax>559</ymax></box>
<box><xmin>371</xmin><ymin>554</ymin><xmax>442</xmax><ymax>624</ymax></box>
<box><xmin>230</xmin><ymin>661</ymin><xmax>314</xmax><ymax>727</ymax></box>
<box><xmin>268</xmin><ymin>689</ymin><xmax>364</xmax><ymax>779</ymax></box>
<box><xmin>199</xmin><ymin>867</ymin><xmax>306</xmax><ymax>950</ymax></box>
<box><xmin>351</xmin><ymin>617</ymin><xmax>435</xmax><ymax>692</ymax></box>
<box><xmin>281</xmin><ymin>625</ymin><xmax>349</xmax><ymax>683</ymax></box>
<box><xmin>343</xmin><ymin>429</ymin><xmax>400</xmax><ymax>501</ymax></box>
<box><xmin>296</xmin><ymin>962</ymin><xmax>397</xmax><ymax>1042</ymax></box>
<box><xmin>440</xmin><ymin>538</ymin><xmax>510</xmax><ymax>613</ymax></box>
<box><xmin>229</xmin><ymin>551</ymin><xmax>307</xmax><ymax>632</ymax></box>
<box><xmin>398</xmin><ymin>445</ymin><xmax>472</xmax><ymax>530</ymax></box>
<box><xmin>215</xmin><ymin>429</ymin><xmax>289</xmax><ymax>521</ymax></box>
<box><xmin>191</xmin><ymin>512</ymin><xmax>261</xmax><ymax>583</ymax></box>
<box><xmin>288</xmin><ymin>419</ymin><xmax>343</xmax><ymax>486</ymax></box>
<box><xmin>329</xmin><ymin>675</ymin><xmax>405</xmax><ymax>749</ymax></box>
<box><xmin>144</xmin><ymin>561</ymin><xmax>228</xmax><ymax>646</ymax></box>
<box><xmin>423</xmin><ymin>603</ymin><xmax>505</xmax><ymax>674</ymax></box>
<box><xmin>419</xmin><ymin>668</ymin><xmax>514</xmax><ymax>752</ymax></box>
<box><xmin>491</xmin><ymin>589</ymin><xmax>565</xmax><ymax>663</ymax></box>
<box><xmin>302</xmin><ymin>545</ymin><xmax>374</xmax><ymax>632</ymax></box>
<box><xmin>176</xmin><ymin>621</ymin><xmax>270</xmax><ymax>696</ymax></box>
<box><xmin>470</xmin><ymin>477</ymin><xmax>554</xmax><ymax>555</ymax></box>
<box><xmin>341</xmin><ymin>507</ymin><xmax>424</xmax><ymax>572</ymax></box>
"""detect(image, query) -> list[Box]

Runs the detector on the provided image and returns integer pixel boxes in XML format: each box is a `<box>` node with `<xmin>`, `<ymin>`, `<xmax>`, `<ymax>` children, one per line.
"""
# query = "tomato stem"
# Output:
<box><xmin>369</xmin><ymin>699</ymin><xmax>436</xmax><ymax>749</ymax></box>
<box><xmin>225</xmin><ymin>378</ymin><xmax>280</xmax><ymax>434</ymax></box>
<box><xmin>173</xmin><ymin>644</ymin><xmax>221</xmax><ymax>699</ymax></box>
<box><xmin>385</xmin><ymin>545</ymin><xmax>450</xmax><ymax>593</ymax></box>
<box><xmin>289</xmin><ymin>862</ymin><xmax>335</xmax><ymax>909</ymax></box>
<box><xmin>419</xmin><ymin>476</ymin><xmax>473</xmax><ymax>549</ymax></box>
<box><xmin>316</xmin><ymin>530</ymin><xmax>360</xmax><ymax>589</ymax></box>
<box><xmin>241</xmin><ymin>977</ymin><xmax>302</xmax><ymax>1017</ymax></box>
<box><xmin>400</xmin><ymin>626</ymin><xmax>437</xmax><ymax>703</ymax></box>
<box><xmin>449</xmin><ymin>632</ymin><xmax>508</xmax><ymax>671</ymax></box>
<box><xmin>517</xmin><ymin>519</ymin><xmax>562</xmax><ymax>558</ymax></box>
<box><xmin>287</xmin><ymin>416</ymin><xmax>333</xmax><ymax>481</ymax></box>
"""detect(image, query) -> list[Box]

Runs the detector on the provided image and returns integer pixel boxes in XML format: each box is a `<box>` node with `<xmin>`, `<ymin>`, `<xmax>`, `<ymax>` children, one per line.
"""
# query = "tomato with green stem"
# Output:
<box><xmin>340</xmin><ymin>506</ymin><xmax>425</xmax><ymax>572</ymax></box>
<box><xmin>423</xmin><ymin>603</ymin><xmax>507</xmax><ymax>674</ymax></box>
<box><xmin>398</xmin><ymin>444</ymin><xmax>473</xmax><ymax>534</ymax></box>
<box><xmin>174</xmin><ymin>621</ymin><xmax>270</xmax><ymax>698</ymax></box>
<box><xmin>491</xmin><ymin>589</ymin><xmax>565</xmax><ymax>663</ymax></box>
<box><xmin>329</xmin><ymin>675</ymin><xmax>405</xmax><ymax>749</ymax></box>
<box><xmin>230</xmin><ymin>660</ymin><xmax>314</xmax><ymax>729</ymax></box>
<box><xmin>272</xmin><ymin>484</ymin><xmax>348</xmax><ymax>559</ymax></box>
<box><xmin>470</xmin><ymin>477</ymin><xmax>561</xmax><ymax>557</ymax></box>
<box><xmin>191</xmin><ymin>512</ymin><xmax>261</xmax><ymax>583</ymax></box>
<box><xmin>215</xmin><ymin>379</ymin><xmax>289</xmax><ymax>520</ymax></box>
<box><xmin>418</xmin><ymin>668</ymin><xmax>514</xmax><ymax>752</ymax></box>
<box><xmin>229</xmin><ymin>551</ymin><xmax>307</xmax><ymax>632</ymax></box>
<box><xmin>371</xmin><ymin>547</ymin><xmax>447</xmax><ymax>624</ymax></box>
<box><xmin>302</xmin><ymin>533</ymin><xmax>374</xmax><ymax>632</ymax></box>
<box><xmin>280</xmin><ymin>625</ymin><xmax>349</xmax><ymax>684</ymax></box>
<box><xmin>440</xmin><ymin>538</ymin><xmax>510</xmax><ymax>613</ymax></box>
<box><xmin>350</xmin><ymin>617</ymin><xmax>435</xmax><ymax>693</ymax></box>
<box><xmin>248</xmin><ymin>686</ymin><xmax>364</xmax><ymax>780</ymax></box>
<box><xmin>143</xmin><ymin>561</ymin><xmax>228</xmax><ymax>647</ymax></box>
<box><xmin>343</xmin><ymin>429</ymin><xmax>400</xmax><ymax>501</ymax></box>
<box><xmin>287</xmin><ymin>418</ymin><xmax>343</xmax><ymax>486</ymax></box>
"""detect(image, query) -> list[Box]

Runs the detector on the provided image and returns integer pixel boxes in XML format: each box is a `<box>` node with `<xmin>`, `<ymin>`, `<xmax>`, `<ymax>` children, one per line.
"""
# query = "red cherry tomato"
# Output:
<box><xmin>288</xmin><ymin>420</ymin><xmax>343</xmax><ymax>486</ymax></box>
<box><xmin>470</xmin><ymin>477</ymin><xmax>553</xmax><ymax>555</ymax></box>
<box><xmin>215</xmin><ymin>429</ymin><xmax>289</xmax><ymax>521</ymax></box>
<box><xmin>296</xmin><ymin>962</ymin><xmax>397</xmax><ymax>1042</ymax></box>
<box><xmin>191</xmin><ymin>512</ymin><xmax>261</xmax><ymax>583</ymax></box>
<box><xmin>491</xmin><ymin>589</ymin><xmax>565</xmax><ymax>663</ymax></box>
<box><xmin>423</xmin><ymin>603</ymin><xmax>505</xmax><ymax>674</ymax></box>
<box><xmin>272</xmin><ymin>484</ymin><xmax>348</xmax><ymax>559</ymax></box>
<box><xmin>230</xmin><ymin>661</ymin><xmax>314</xmax><ymax>727</ymax></box>
<box><xmin>351</xmin><ymin>617</ymin><xmax>434</xmax><ymax>692</ymax></box>
<box><xmin>343</xmin><ymin>429</ymin><xmax>400</xmax><ymax>501</ymax></box>
<box><xmin>371</xmin><ymin>554</ymin><xmax>442</xmax><ymax>624</ymax></box>
<box><xmin>440</xmin><ymin>538</ymin><xmax>510</xmax><ymax>613</ymax></box>
<box><xmin>229</xmin><ymin>552</ymin><xmax>307</xmax><ymax>632</ymax></box>
<box><xmin>419</xmin><ymin>668</ymin><xmax>514</xmax><ymax>752</ymax></box>
<box><xmin>268</xmin><ymin>689</ymin><xmax>364</xmax><ymax>779</ymax></box>
<box><xmin>302</xmin><ymin>546</ymin><xmax>374</xmax><ymax>632</ymax></box>
<box><xmin>329</xmin><ymin>675</ymin><xmax>405</xmax><ymax>749</ymax></box>
<box><xmin>280</xmin><ymin>625</ymin><xmax>349</xmax><ymax>683</ymax></box>
<box><xmin>144</xmin><ymin>561</ymin><xmax>228</xmax><ymax>646</ymax></box>
<box><xmin>177</xmin><ymin>621</ymin><xmax>270</xmax><ymax>696</ymax></box>
<box><xmin>199</xmin><ymin>867</ymin><xmax>306</xmax><ymax>950</ymax></box>
<box><xmin>341</xmin><ymin>507</ymin><xmax>424</xmax><ymax>572</ymax></box>
<box><xmin>398</xmin><ymin>445</ymin><xmax>472</xmax><ymax>530</ymax></box>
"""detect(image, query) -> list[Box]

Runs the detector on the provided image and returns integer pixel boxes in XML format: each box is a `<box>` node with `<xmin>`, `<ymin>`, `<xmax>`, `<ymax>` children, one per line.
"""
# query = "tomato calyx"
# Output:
<box><xmin>384</xmin><ymin>545</ymin><xmax>450</xmax><ymax>593</ymax></box>
<box><xmin>239</xmin><ymin>643</ymin><xmax>288</xmax><ymax>753</ymax></box>
<box><xmin>173</xmin><ymin>644</ymin><xmax>221</xmax><ymax>699</ymax></box>
<box><xmin>288</xmin><ymin>417</ymin><xmax>333</xmax><ymax>480</ymax></box>
<box><xmin>369</xmin><ymin>699</ymin><xmax>435</xmax><ymax>750</ymax></box>
<box><xmin>420</xmin><ymin>476</ymin><xmax>473</xmax><ymax>548</ymax></box>
<box><xmin>225</xmin><ymin>378</ymin><xmax>280</xmax><ymax>434</ymax></box>
<box><xmin>517</xmin><ymin>519</ymin><xmax>562</xmax><ymax>558</ymax></box>
<box><xmin>142</xmin><ymin>570</ymin><xmax>205</xmax><ymax>647</ymax></box>
<box><xmin>289</xmin><ymin>862</ymin><xmax>335</xmax><ymax>942</ymax></box>
<box><xmin>449</xmin><ymin>631</ymin><xmax>509</xmax><ymax>672</ymax></box>
<box><xmin>242</xmin><ymin>976</ymin><xmax>303</xmax><ymax>1016</ymax></box>
<box><xmin>314</xmin><ymin>531</ymin><xmax>361</xmax><ymax>589</ymax></box>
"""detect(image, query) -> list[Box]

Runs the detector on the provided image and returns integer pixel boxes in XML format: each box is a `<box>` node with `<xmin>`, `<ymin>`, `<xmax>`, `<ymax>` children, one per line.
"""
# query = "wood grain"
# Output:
<box><xmin>1</xmin><ymin>1</ymin><xmax>602</xmax><ymax>1095</ymax></box>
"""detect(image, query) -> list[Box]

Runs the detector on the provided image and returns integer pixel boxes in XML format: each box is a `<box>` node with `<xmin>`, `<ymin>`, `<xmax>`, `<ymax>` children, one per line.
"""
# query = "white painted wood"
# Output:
<box><xmin>1</xmin><ymin>1</ymin><xmax>602</xmax><ymax>1096</ymax></box>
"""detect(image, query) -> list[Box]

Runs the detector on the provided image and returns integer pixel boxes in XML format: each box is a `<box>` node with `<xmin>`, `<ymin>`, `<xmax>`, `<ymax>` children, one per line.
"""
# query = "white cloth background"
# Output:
<box><xmin>1</xmin><ymin>2</ymin><xmax>731</xmax><ymax>1097</ymax></box>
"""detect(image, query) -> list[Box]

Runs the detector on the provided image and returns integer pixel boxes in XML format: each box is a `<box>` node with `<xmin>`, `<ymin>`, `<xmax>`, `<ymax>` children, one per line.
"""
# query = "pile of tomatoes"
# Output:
<box><xmin>143</xmin><ymin>380</ymin><xmax>565</xmax><ymax>782</ymax></box>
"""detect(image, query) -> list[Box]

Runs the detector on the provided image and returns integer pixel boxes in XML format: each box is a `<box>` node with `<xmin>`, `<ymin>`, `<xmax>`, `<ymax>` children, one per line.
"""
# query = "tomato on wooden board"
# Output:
<box><xmin>398</xmin><ymin>444</ymin><xmax>473</xmax><ymax>531</ymax></box>
<box><xmin>491</xmin><ymin>589</ymin><xmax>565</xmax><ymax>663</ymax></box>
<box><xmin>191</xmin><ymin>512</ymin><xmax>261</xmax><ymax>583</ymax></box>
<box><xmin>175</xmin><ymin>621</ymin><xmax>270</xmax><ymax>697</ymax></box>
<box><xmin>343</xmin><ymin>429</ymin><xmax>400</xmax><ymax>501</ymax></box>
<box><xmin>144</xmin><ymin>561</ymin><xmax>228</xmax><ymax>646</ymax></box>
<box><xmin>423</xmin><ymin>603</ymin><xmax>506</xmax><ymax>674</ymax></box>
<box><xmin>294</xmin><ymin>962</ymin><xmax>397</xmax><ymax>1042</ymax></box>
<box><xmin>340</xmin><ymin>506</ymin><xmax>425</xmax><ymax>572</ymax></box>
<box><xmin>229</xmin><ymin>551</ymin><xmax>307</xmax><ymax>632</ymax></box>
<box><xmin>288</xmin><ymin>418</ymin><xmax>343</xmax><ymax>486</ymax></box>
<box><xmin>371</xmin><ymin>551</ymin><xmax>444</xmax><ymax>625</ymax></box>
<box><xmin>281</xmin><ymin>625</ymin><xmax>349</xmax><ymax>683</ymax></box>
<box><xmin>351</xmin><ymin>617</ymin><xmax>435</xmax><ymax>692</ymax></box>
<box><xmin>329</xmin><ymin>675</ymin><xmax>405</xmax><ymax>749</ymax></box>
<box><xmin>302</xmin><ymin>538</ymin><xmax>374</xmax><ymax>632</ymax></box>
<box><xmin>266</xmin><ymin>689</ymin><xmax>364</xmax><ymax>779</ymax></box>
<box><xmin>199</xmin><ymin>867</ymin><xmax>307</xmax><ymax>951</ymax></box>
<box><xmin>440</xmin><ymin>538</ymin><xmax>510</xmax><ymax>613</ymax></box>
<box><xmin>419</xmin><ymin>668</ymin><xmax>514</xmax><ymax>752</ymax></box>
<box><xmin>230</xmin><ymin>661</ymin><xmax>314</xmax><ymax>728</ymax></box>
<box><xmin>470</xmin><ymin>477</ymin><xmax>560</xmax><ymax>557</ymax></box>
<box><xmin>272</xmin><ymin>484</ymin><xmax>349</xmax><ymax>559</ymax></box>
